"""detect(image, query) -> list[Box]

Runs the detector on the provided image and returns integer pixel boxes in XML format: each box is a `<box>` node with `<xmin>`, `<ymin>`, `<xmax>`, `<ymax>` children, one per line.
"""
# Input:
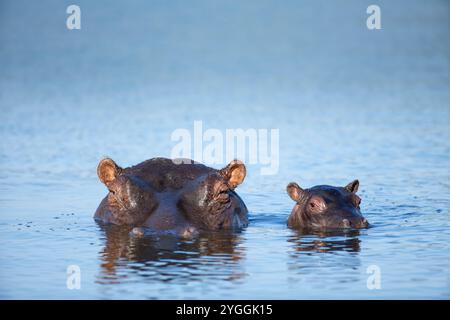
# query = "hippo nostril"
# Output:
<box><xmin>362</xmin><ymin>218</ymin><xmax>369</xmax><ymax>227</ymax></box>
<box><xmin>342</xmin><ymin>219</ymin><xmax>351</xmax><ymax>228</ymax></box>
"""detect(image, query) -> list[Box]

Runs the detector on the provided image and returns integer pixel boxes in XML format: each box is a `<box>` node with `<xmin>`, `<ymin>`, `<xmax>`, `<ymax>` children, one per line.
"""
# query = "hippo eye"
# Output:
<box><xmin>351</xmin><ymin>195</ymin><xmax>361</xmax><ymax>207</ymax></box>
<box><xmin>308</xmin><ymin>196</ymin><xmax>326</xmax><ymax>213</ymax></box>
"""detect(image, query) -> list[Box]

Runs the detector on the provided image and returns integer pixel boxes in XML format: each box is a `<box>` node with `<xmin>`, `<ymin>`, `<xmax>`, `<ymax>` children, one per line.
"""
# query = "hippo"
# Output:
<box><xmin>95</xmin><ymin>157</ymin><xmax>248</xmax><ymax>236</ymax></box>
<box><xmin>286</xmin><ymin>179</ymin><xmax>369</xmax><ymax>230</ymax></box>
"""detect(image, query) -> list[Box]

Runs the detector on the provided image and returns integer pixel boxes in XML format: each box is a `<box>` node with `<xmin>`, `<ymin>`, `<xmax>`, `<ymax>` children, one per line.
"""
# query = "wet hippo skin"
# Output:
<box><xmin>286</xmin><ymin>179</ymin><xmax>369</xmax><ymax>230</ymax></box>
<box><xmin>95</xmin><ymin>157</ymin><xmax>248</xmax><ymax>236</ymax></box>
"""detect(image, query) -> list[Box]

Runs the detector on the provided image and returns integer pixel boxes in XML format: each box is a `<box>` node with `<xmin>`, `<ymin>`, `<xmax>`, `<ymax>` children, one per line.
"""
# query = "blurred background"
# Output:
<box><xmin>0</xmin><ymin>0</ymin><xmax>449</xmax><ymax>299</ymax></box>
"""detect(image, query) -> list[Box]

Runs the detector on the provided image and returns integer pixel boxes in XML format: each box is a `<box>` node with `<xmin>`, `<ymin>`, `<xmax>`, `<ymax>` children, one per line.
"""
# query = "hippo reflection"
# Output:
<box><xmin>288</xmin><ymin>229</ymin><xmax>362</xmax><ymax>253</ymax></box>
<box><xmin>96</xmin><ymin>223</ymin><xmax>246</xmax><ymax>283</ymax></box>
<box><xmin>286</xmin><ymin>229</ymin><xmax>363</xmax><ymax>280</ymax></box>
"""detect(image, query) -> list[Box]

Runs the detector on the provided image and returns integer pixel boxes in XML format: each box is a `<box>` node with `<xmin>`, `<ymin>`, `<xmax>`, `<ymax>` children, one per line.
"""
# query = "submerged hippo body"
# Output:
<box><xmin>95</xmin><ymin>157</ymin><xmax>248</xmax><ymax>235</ymax></box>
<box><xmin>286</xmin><ymin>180</ymin><xmax>369</xmax><ymax>230</ymax></box>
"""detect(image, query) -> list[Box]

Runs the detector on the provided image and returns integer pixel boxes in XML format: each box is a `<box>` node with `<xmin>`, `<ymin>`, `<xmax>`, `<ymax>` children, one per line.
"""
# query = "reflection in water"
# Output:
<box><xmin>286</xmin><ymin>229</ymin><xmax>363</xmax><ymax>283</ymax></box>
<box><xmin>288</xmin><ymin>229</ymin><xmax>362</xmax><ymax>253</ymax></box>
<box><xmin>96</xmin><ymin>223</ymin><xmax>247</xmax><ymax>284</ymax></box>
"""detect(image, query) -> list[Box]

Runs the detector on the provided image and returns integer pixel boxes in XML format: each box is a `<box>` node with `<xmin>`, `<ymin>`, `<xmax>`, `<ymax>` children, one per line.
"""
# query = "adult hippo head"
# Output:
<box><xmin>95</xmin><ymin>157</ymin><xmax>248</xmax><ymax>236</ymax></box>
<box><xmin>286</xmin><ymin>180</ymin><xmax>369</xmax><ymax>230</ymax></box>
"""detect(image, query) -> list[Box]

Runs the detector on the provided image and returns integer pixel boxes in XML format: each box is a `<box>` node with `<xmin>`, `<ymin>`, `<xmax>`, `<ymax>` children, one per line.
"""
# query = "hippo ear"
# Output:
<box><xmin>345</xmin><ymin>179</ymin><xmax>359</xmax><ymax>193</ymax></box>
<box><xmin>220</xmin><ymin>160</ymin><xmax>246</xmax><ymax>189</ymax></box>
<box><xmin>287</xmin><ymin>182</ymin><xmax>305</xmax><ymax>202</ymax></box>
<box><xmin>97</xmin><ymin>158</ymin><xmax>122</xmax><ymax>187</ymax></box>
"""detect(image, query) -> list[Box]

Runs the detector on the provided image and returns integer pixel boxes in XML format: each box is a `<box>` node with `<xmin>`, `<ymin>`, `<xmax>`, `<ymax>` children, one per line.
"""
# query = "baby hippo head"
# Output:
<box><xmin>97</xmin><ymin>158</ymin><xmax>158</xmax><ymax>225</ymax></box>
<box><xmin>286</xmin><ymin>180</ymin><xmax>369</xmax><ymax>230</ymax></box>
<box><xmin>179</xmin><ymin>160</ymin><xmax>248</xmax><ymax>229</ymax></box>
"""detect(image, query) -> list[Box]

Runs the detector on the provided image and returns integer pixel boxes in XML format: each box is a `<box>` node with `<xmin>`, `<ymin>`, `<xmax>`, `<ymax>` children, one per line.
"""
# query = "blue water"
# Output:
<box><xmin>0</xmin><ymin>0</ymin><xmax>449</xmax><ymax>299</ymax></box>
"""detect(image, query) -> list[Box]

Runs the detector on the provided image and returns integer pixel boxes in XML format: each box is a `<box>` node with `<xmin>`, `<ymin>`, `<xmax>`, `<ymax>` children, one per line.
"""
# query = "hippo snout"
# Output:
<box><xmin>361</xmin><ymin>218</ymin><xmax>369</xmax><ymax>228</ymax></box>
<box><xmin>341</xmin><ymin>217</ymin><xmax>369</xmax><ymax>229</ymax></box>
<box><xmin>342</xmin><ymin>219</ymin><xmax>351</xmax><ymax>228</ymax></box>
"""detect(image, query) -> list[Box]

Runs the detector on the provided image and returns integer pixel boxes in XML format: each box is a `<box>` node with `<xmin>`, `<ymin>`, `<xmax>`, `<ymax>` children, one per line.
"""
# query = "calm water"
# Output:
<box><xmin>0</xmin><ymin>0</ymin><xmax>449</xmax><ymax>299</ymax></box>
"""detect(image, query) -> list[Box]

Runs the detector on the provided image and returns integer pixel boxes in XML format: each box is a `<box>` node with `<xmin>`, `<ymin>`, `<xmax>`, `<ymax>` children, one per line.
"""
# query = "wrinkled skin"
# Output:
<box><xmin>286</xmin><ymin>179</ymin><xmax>369</xmax><ymax>230</ymax></box>
<box><xmin>95</xmin><ymin>157</ymin><xmax>248</xmax><ymax>236</ymax></box>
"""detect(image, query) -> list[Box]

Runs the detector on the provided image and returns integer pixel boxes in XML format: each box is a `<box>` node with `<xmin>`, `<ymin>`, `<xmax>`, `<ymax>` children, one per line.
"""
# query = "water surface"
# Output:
<box><xmin>0</xmin><ymin>0</ymin><xmax>449</xmax><ymax>299</ymax></box>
